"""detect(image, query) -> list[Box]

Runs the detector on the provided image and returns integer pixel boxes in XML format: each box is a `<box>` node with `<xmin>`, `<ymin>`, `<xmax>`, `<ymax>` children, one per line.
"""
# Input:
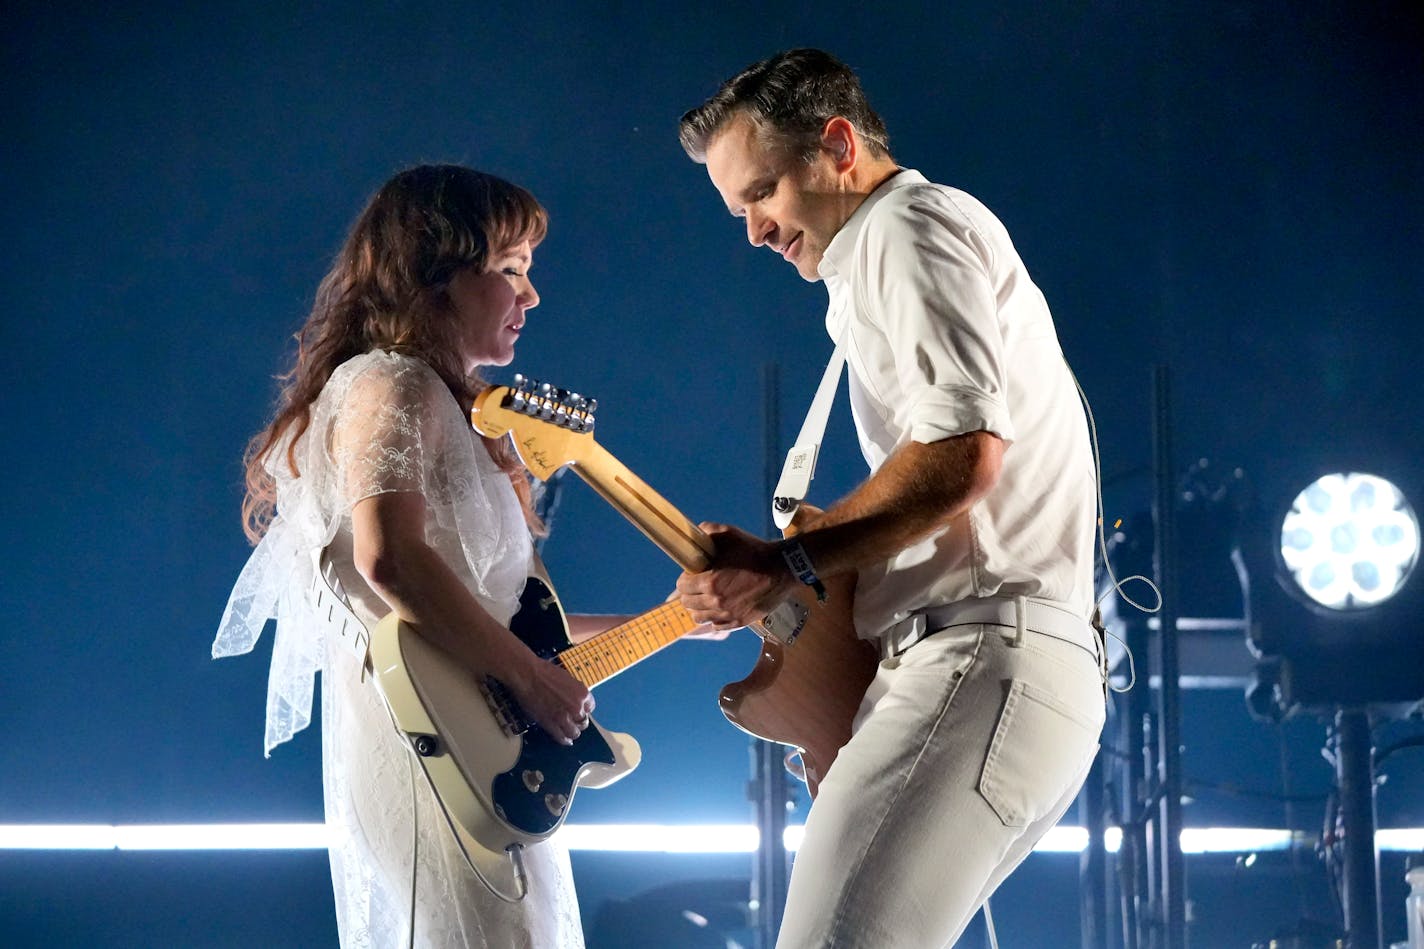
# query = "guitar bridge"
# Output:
<box><xmin>759</xmin><ymin>600</ymin><xmax>808</xmax><ymax>645</ymax></box>
<box><xmin>481</xmin><ymin>676</ymin><xmax>535</xmax><ymax>737</ymax></box>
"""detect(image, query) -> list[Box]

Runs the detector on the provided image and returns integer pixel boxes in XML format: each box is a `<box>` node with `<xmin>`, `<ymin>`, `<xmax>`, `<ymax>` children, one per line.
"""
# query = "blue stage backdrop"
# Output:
<box><xmin>3</xmin><ymin>0</ymin><xmax>1422</xmax><ymax>944</ymax></box>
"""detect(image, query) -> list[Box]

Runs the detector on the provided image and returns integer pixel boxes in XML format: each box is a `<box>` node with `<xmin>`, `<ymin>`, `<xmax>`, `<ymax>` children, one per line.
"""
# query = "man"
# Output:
<box><xmin>675</xmin><ymin>49</ymin><xmax>1107</xmax><ymax>947</ymax></box>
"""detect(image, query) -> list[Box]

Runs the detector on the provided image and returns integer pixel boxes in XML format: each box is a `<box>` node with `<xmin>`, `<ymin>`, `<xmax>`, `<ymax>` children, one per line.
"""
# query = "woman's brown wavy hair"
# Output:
<box><xmin>242</xmin><ymin>164</ymin><xmax>548</xmax><ymax>543</ymax></box>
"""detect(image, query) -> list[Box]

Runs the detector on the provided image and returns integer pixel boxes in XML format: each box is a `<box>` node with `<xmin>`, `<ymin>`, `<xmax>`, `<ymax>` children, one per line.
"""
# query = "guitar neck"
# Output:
<box><xmin>570</xmin><ymin>441</ymin><xmax>715</xmax><ymax>572</ymax></box>
<box><xmin>473</xmin><ymin>382</ymin><xmax>714</xmax><ymax>570</ymax></box>
<box><xmin>559</xmin><ymin>600</ymin><xmax>700</xmax><ymax>688</ymax></box>
<box><xmin>473</xmin><ymin>381</ymin><xmax>802</xmax><ymax>645</ymax></box>
<box><xmin>569</xmin><ymin>439</ymin><xmax>806</xmax><ymax>648</ymax></box>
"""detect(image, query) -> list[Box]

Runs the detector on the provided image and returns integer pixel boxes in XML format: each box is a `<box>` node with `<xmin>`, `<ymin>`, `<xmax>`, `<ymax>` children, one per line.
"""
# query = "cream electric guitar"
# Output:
<box><xmin>315</xmin><ymin>558</ymin><xmax>700</xmax><ymax>854</ymax></box>
<box><xmin>471</xmin><ymin>378</ymin><xmax>879</xmax><ymax>797</ymax></box>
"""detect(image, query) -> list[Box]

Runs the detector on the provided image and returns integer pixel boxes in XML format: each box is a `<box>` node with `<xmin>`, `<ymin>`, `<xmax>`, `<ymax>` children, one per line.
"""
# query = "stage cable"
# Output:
<box><xmin>1066</xmin><ymin>357</ymin><xmax>1162</xmax><ymax>695</ymax></box>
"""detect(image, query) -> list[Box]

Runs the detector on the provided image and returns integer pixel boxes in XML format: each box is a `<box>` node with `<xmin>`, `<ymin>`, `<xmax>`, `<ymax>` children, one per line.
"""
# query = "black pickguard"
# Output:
<box><xmin>488</xmin><ymin>577</ymin><xmax>616</xmax><ymax>836</ymax></box>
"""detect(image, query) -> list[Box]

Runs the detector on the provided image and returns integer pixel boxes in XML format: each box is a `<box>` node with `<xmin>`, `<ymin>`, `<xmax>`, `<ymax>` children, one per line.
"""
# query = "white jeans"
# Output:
<box><xmin>775</xmin><ymin>620</ymin><xmax>1106</xmax><ymax>948</ymax></box>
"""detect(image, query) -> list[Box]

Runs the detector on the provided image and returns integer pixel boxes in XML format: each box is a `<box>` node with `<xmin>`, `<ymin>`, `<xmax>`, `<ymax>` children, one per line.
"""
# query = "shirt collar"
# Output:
<box><xmin>818</xmin><ymin>168</ymin><xmax>927</xmax><ymax>281</ymax></box>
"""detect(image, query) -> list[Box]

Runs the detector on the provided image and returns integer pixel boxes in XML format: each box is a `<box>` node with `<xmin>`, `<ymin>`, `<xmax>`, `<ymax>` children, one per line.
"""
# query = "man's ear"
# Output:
<box><xmin>820</xmin><ymin>117</ymin><xmax>857</xmax><ymax>172</ymax></box>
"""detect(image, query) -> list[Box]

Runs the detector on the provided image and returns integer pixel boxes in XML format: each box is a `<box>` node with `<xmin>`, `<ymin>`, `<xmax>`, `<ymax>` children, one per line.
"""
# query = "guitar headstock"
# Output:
<box><xmin>472</xmin><ymin>376</ymin><xmax>599</xmax><ymax>481</ymax></box>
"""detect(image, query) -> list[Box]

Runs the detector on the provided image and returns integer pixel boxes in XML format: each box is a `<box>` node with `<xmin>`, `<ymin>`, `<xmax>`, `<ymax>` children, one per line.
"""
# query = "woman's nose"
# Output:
<box><xmin>520</xmin><ymin>279</ymin><xmax>540</xmax><ymax>309</ymax></box>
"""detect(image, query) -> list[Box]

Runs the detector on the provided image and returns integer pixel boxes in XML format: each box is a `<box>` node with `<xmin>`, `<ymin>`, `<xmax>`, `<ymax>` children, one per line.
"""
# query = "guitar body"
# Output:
<box><xmin>717</xmin><ymin>554</ymin><xmax>878</xmax><ymax>798</ymax></box>
<box><xmin>368</xmin><ymin>576</ymin><xmax>641</xmax><ymax>854</ymax></box>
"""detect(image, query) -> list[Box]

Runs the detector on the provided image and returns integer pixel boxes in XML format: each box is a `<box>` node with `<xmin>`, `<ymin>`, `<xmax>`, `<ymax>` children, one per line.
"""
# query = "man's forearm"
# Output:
<box><xmin>792</xmin><ymin>431</ymin><xmax>1003</xmax><ymax>578</ymax></box>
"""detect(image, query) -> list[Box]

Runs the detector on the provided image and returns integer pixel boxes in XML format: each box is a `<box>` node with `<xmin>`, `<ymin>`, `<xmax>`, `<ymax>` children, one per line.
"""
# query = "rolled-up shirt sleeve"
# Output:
<box><xmin>858</xmin><ymin>191</ymin><xmax>1016</xmax><ymax>445</ymax></box>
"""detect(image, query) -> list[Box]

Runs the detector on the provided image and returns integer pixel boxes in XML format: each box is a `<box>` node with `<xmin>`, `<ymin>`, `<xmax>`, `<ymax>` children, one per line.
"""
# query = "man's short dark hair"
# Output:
<box><xmin>679</xmin><ymin>48</ymin><xmax>891</xmax><ymax>164</ymax></box>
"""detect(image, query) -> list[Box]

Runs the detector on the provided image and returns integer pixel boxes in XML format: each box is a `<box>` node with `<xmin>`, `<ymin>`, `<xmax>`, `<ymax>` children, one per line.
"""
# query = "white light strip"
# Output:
<box><xmin>1035</xmin><ymin>826</ymin><xmax>1091</xmax><ymax>853</ymax></box>
<box><xmin>1</xmin><ymin>823</ymin><xmax>1419</xmax><ymax>854</ymax></box>
<box><xmin>1179</xmin><ymin>827</ymin><xmax>1293</xmax><ymax>854</ymax></box>
<box><xmin>1378</xmin><ymin>828</ymin><xmax>1424</xmax><ymax>852</ymax></box>
<box><xmin>0</xmin><ymin>824</ymin><xmax>331</xmax><ymax>851</ymax></box>
<box><xmin>559</xmin><ymin>824</ymin><xmax>758</xmax><ymax>853</ymax></box>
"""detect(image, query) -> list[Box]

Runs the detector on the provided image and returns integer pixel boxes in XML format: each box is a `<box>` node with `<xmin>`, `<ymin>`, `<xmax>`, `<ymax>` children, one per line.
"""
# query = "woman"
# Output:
<box><xmin>213</xmin><ymin>165</ymin><xmax>610</xmax><ymax>947</ymax></box>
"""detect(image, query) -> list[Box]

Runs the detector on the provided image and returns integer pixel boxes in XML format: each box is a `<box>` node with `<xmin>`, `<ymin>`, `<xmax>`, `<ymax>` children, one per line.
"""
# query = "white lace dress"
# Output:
<box><xmin>213</xmin><ymin>350</ymin><xmax>584</xmax><ymax>948</ymax></box>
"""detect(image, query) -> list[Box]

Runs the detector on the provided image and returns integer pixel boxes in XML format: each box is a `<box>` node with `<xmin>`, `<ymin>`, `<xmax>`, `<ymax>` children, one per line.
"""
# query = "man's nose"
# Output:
<box><xmin>745</xmin><ymin>209</ymin><xmax>774</xmax><ymax>248</ymax></box>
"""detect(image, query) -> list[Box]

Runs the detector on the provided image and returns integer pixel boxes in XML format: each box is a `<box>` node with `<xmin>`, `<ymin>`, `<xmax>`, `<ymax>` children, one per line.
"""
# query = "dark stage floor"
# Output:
<box><xmin>1</xmin><ymin>845</ymin><xmax>1416</xmax><ymax>947</ymax></box>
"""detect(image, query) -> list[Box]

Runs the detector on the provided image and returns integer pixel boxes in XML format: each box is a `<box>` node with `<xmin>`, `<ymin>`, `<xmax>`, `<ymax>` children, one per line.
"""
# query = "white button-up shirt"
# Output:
<box><xmin>818</xmin><ymin>169</ymin><xmax>1097</xmax><ymax>639</ymax></box>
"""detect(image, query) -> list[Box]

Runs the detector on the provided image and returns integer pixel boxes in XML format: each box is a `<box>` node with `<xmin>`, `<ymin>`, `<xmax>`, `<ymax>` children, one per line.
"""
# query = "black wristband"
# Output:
<box><xmin>779</xmin><ymin>538</ymin><xmax>827</xmax><ymax>603</ymax></box>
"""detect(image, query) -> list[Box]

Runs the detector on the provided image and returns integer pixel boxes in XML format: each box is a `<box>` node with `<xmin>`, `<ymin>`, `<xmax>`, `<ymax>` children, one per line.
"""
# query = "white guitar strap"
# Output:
<box><xmin>772</xmin><ymin>340</ymin><xmax>847</xmax><ymax>530</ymax></box>
<box><xmin>309</xmin><ymin>549</ymin><xmax>372</xmax><ymax>673</ymax></box>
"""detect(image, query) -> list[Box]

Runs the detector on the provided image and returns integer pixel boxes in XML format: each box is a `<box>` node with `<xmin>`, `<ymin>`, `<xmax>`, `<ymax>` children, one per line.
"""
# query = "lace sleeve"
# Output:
<box><xmin>212</xmin><ymin>351</ymin><xmax>532</xmax><ymax>756</ymax></box>
<box><xmin>321</xmin><ymin>354</ymin><xmax>532</xmax><ymax>621</ymax></box>
<box><xmin>210</xmin><ymin>352</ymin><xmax>453</xmax><ymax>757</ymax></box>
<box><xmin>329</xmin><ymin>355</ymin><xmax>447</xmax><ymax>506</ymax></box>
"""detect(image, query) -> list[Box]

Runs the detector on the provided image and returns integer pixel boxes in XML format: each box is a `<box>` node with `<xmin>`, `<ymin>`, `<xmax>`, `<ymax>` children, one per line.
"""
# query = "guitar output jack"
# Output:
<box><xmin>413</xmin><ymin>735</ymin><xmax>440</xmax><ymax>757</ymax></box>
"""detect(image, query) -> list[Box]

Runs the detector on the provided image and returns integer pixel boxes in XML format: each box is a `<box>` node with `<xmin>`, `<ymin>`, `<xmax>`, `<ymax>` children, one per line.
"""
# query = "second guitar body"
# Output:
<box><xmin>717</xmin><ymin>563</ymin><xmax>876</xmax><ymax>797</ymax></box>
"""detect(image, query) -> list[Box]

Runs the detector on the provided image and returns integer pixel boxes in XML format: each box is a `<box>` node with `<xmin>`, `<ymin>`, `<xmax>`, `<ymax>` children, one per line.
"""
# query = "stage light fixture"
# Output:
<box><xmin>1279</xmin><ymin>472</ymin><xmax>1419</xmax><ymax>611</ymax></box>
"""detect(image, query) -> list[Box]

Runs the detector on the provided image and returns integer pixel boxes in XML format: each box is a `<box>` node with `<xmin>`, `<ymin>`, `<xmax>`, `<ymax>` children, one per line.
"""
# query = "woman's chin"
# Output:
<box><xmin>465</xmin><ymin>348</ymin><xmax>517</xmax><ymax>372</ymax></box>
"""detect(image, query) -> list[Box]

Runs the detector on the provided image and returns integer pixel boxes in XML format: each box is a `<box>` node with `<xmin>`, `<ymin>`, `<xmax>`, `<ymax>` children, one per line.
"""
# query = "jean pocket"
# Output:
<box><xmin>977</xmin><ymin>679</ymin><xmax>1101</xmax><ymax>828</ymax></box>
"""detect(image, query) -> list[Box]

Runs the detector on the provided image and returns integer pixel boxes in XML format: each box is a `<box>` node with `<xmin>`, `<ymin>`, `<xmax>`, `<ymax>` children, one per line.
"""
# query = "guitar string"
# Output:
<box><xmin>579</xmin><ymin>613</ymin><xmax>683</xmax><ymax>676</ymax></box>
<box><xmin>558</xmin><ymin>606</ymin><xmax>691</xmax><ymax>686</ymax></box>
<box><xmin>568</xmin><ymin>628</ymin><xmax>657</xmax><ymax>686</ymax></box>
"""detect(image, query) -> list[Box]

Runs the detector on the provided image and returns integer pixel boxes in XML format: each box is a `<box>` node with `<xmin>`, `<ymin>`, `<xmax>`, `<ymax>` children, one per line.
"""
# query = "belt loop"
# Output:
<box><xmin>1011</xmin><ymin>595</ymin><xmax>1027</xmax><ymax>648</ymax></box>
<box><xmin>880</xmin><ymin>612</ymin><xmax>928</xmax><ymax>661</ymax></box>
